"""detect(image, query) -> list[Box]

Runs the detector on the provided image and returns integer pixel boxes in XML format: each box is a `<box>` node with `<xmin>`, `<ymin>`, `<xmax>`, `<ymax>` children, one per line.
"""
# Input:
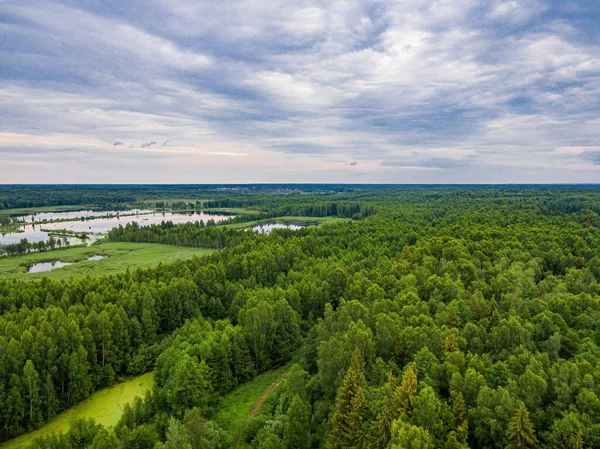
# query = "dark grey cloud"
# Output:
<box><xmin>380</xmin><ymin>158</ymin><xmax>472</xmax><ymax>169</ymax></box>
<box><xmin>268</xmin><ymin>142</ymin><xmax>336</xmax><ymax>155</ymax></box>
<box><xmin>113</xmin><ymin>141</ymin><xmax>124</xmax><ymax>146</ymax></box>
<box><xmin>582</xmin><ymin>151</ymin><xmax>600</xmax><ymax>165</ymax></box>
<box><xmin>140</xmin><ymin>141</ymin><xmax>156</xmax><ymax>149</ymax></box>
<box><xmin>347</xmin><ymin>161</ymin><xmax>357</xmax><ymax>166</ymax></box>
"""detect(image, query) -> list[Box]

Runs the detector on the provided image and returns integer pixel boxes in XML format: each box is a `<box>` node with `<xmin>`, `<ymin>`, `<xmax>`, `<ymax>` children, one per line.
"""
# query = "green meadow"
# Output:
<box><xmin>0</xmin><ymin>241</ymin><xmax>215</xmax><ymax>280</ymax></box>
<box><xmin>211</xmin><ymin>364</ymin><xmax>289</xmax><ymax>435</ymax></box>
<box><xmin>0</xmin><ymin>372</ymin><xmax>154</xmax><ymax>449</ymax></box>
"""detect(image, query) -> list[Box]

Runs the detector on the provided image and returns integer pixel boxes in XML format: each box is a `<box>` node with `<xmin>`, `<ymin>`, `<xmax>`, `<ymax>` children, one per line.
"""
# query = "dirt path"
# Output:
<box><xmin>247</xmin><ymin>372</ymin><xmax>287</xmax><ymax>418</ymax></box>
<box><xmin>233</xmin><ymin>370</ymin><xmax>288</xmax><ymax>448</ymax></box>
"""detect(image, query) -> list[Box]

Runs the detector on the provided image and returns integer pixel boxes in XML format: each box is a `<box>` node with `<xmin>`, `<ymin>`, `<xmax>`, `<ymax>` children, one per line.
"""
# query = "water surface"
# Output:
<box><xmin>28</xmin><ymin>261</ymin><xmax>74</xmax><ymax>273</ymax></box>
<box><xmin>251</xmin><ymin>223</ymin><xmax>303</xmax><ymax>234</ymax></box>
<box><xmin>1</xmin><ymin>211</ymin><xmax>231</xmax><ymax>246</ymax></box>
<box><xmin>14</xmin><ymin>209</ymin><xmax>153</xmax><ymax>223</ymax></box>
<box><xmin>28</xmin><ymin>255</ymin><xmax>108</xmax><ymax>273</ymax></box>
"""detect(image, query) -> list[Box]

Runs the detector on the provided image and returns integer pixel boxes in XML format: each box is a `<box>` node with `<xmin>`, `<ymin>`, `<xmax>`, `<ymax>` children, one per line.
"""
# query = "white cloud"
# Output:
<box><xmin>489</xmin><ymin>0</ymin><xmax>543</xmax><ymax>23</ymax></box>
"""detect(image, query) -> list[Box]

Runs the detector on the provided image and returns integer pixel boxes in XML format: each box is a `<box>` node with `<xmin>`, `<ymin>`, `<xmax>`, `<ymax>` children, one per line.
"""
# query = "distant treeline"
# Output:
<box><xmin>107</xmin><ymin>221</ymin><xmax>253</xmax><ymax>249</ymax></box>
<box><xmin>205</xmin><ymin>199</ymin><xmax>376</xmax><ymax>220</ymax></box>
<box><xmin>0</xmin><ymin>187</ymin><xmax>136</xmax><ymax>210</ymax></box>
<box><xmin>0</xmin><ymin>185</ymin><xmax>357</xmax><ymax>210</ymax></box>
<box><xmin>0</xmin><ymin>236</ymin><xmax>71</xmax><ymax>256</ymax></box>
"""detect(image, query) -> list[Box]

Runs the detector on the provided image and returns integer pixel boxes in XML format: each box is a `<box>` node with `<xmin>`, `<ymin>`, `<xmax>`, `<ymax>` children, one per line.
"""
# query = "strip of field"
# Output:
<box><xmin>0</xmin><ymin>205</ymin><xmax>97</xmax><ymax>216</ymax></box>
<box><xmin>211</xmin><ymin>364</ymin><xmax>289</xmax><ymax>435</ymax></box>
<box><xmin>0</xmin><ymin>372</ymin><xmax>154</xmax><ymax>449</ymax></box>
<box><xmin>0</xmin><ymin>241</ymin><xmax>215</xmax><ymax>280</ymax></box>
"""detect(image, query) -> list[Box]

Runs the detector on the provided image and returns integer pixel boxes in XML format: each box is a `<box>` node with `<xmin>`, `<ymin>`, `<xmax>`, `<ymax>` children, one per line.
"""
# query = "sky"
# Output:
<box><xmin>1</xmin><ymin>0</ymin><xmax>599</xmax><ymax>184</ymax></box>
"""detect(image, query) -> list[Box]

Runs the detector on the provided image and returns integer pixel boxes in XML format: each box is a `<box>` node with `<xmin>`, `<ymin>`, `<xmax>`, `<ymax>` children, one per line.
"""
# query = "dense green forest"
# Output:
<box><xmin>1</xmin><ymin>185</ymin><xmax>600</xmax><ymax>449</ymax></box>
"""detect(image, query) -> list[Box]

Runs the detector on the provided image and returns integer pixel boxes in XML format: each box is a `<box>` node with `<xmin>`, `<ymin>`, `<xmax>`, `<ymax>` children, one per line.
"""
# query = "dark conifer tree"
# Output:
<box><xmin>327</xmin><ymin>347</ymin><xmax>367</xmax><ymax>449</ymax></box>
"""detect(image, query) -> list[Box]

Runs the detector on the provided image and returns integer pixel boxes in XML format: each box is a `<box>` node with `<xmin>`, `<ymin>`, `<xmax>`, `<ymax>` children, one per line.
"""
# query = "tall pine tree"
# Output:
<box><xmin>452</xmin><ymin>393</ymin><xmax>468</xmax><ymax>443</ymax></box>
<box><xmin>327</xmin><ymin>347</ymin><xmax>367</xmax><ymax>449</ymax></box>
<box><xmin>506</xmin><ymin>402</ymin><xmax>537</xmax><ymax>449</ymax></box>
<box><xmin>570</xmin><ymin>429</ymin><xmax>584</xmax><ymax>449</ymax></box>
<box><xmin>368</xmin><ymin>398</ymin><xmax>393</xmax><ymax>449</ymax></box>
<box><xmin>391</xmin><ymin>362</ymin><xmax>418</xmax><ymax>416</ymax></box>
<box><xmin>284</xmin><ymin>394</ymin><xmax>310</xmax><ymax>449</ymax></box>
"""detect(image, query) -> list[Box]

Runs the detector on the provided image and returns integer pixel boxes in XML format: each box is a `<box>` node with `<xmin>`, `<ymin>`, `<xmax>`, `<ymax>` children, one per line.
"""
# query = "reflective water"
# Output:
<box><xmin>1</xmin><ymin>211</ymin><xmax>231</xmax><ymax>245</ymax></box>
<box><xmin>14</xmin><ymin>209</ymin><xmax>153</xmax><ymax>223</ymax></box>
<box><xmin>252</xmin><ymin>223</ymin><xmax>303</xmax><ymax>234</ymax></box>
<box><xmin>28</xmin><ymin>260</ymin><xmax>74</xmax><ymax>273</ymax></box>
<box><xmin>0</xmin><ymin>230</ymin><xmax>84</xmax><ymax>246</ymax></box>
<box><xmin>28</xmin><ymin>255</ymin><xmax>108</xmax><ymax>273</ymax></box>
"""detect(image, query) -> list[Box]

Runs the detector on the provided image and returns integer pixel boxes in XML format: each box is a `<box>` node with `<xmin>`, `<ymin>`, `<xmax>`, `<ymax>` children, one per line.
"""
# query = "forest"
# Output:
<box><xmin>1</xmin><ymin>185</ymin><xmax>600</xmax><ymax>449</ymax></box>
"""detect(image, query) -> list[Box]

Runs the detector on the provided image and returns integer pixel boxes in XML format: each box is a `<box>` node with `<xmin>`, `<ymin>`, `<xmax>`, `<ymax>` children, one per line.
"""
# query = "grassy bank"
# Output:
<box><xmin>0</xmin><ymin>205</ymin><xmax>97</xmax><ymax>216</ymax></box>
<box><xmin>0</xmin><ymin>241</ymin><xmax>215</xmax><ymax>280</ymax></box>
<box><xmin>0</xmin><ymin>372</ymin><xmax>154</xmax><ymax>449</ymax></box>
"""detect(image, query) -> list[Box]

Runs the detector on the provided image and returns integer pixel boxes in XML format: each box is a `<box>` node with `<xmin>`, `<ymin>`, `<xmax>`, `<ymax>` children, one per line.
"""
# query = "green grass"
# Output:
<box><xmin>0</xmin><ymin>241</ymin><xmax>216</xmax><ymax>281</ymax></box>
<box><xmin>0</xmin><ymin>205</ymin><xmax>97</xmax><ymax>216</ymax></box>
<box><xmin>211</xmin><ymin>364</ymin><xmax>289</xmax><ymax>434</ymax></box>
<box><xmin>0</xmin><ymin>372</ymin><xmax>154</xmax><ymax>449</ymax></box>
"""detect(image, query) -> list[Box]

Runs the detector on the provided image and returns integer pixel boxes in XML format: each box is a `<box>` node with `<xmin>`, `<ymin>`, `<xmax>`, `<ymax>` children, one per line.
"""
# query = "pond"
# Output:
<box><xmin>28</xmin><ymin>260</ymin><xmax>74</xmax><ymax>273</ymax></box>
<box><xmin>251</xmin><ymin>223</ymin><xmax>303</xmax><ymax>234</ymax></box>
<box><xmin>28</xmin><ymin>255</ymin><xmax>107</xmax><ymax>273</ymax></box>
<box><xmin>1</xmin><ymin>211</ymin><xmax>231</xmax><ymax>246</ymax></box>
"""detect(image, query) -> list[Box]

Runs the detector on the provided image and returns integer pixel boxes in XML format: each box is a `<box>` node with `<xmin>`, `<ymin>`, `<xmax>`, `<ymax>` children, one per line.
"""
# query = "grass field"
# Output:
<box><xmin>211</xmin><ymin>364</ymin><xmax>289</xmax><ymax>434</ymax></box>
<box><xmin>0</xmin><ymin>205</ymin><xmax>97</xmax><ymax>216</ymax></box>
<box><xmin>0</xmin><ymin>372</ymin><xmax>154</xmax><ymax>449</ymax></box>
<box><xmin>0</xmin><ymin>241</ymin><xmax>215</xmax><ymax>281</ymax></box>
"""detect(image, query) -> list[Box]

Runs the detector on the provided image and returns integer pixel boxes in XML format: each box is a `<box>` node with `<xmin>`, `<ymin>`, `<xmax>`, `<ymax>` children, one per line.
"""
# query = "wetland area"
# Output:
<box><xmin>1</xmin><ymin>209</ymin><xmax>232</xmax><ymax>246</ymax></box>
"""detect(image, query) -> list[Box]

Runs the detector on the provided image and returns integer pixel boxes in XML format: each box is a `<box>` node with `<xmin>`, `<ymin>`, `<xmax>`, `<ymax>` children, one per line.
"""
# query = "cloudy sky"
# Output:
<box><xmin>1</xmin><ymin>0</ymin><xmax>599</xmax><ymax>183</ymax></box>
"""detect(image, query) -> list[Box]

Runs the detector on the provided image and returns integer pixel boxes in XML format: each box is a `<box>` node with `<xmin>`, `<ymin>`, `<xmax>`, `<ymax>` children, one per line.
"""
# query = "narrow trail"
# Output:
<box><xmin>234</xmin><ymin>369</ymin><xmax>288</xmax><ymax>448</ymax></box>
<box><xmin>247</xmin><ymin>372</ymin><xmax>287</xmax><ymax>418</ymax></box>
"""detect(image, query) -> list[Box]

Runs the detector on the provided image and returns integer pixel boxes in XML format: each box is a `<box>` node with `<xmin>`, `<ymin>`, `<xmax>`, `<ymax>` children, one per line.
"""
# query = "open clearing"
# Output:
<box><xmin>0</xmin><ymin>241</ymin><xmax>215</xmax><ymax>280</ymax></box>
<box><xmin>212</xmin><ymin>364</ymin><xmax>289</xmax><ymax>435</ymax></box>
<box><xmin>0</xmin><ymin>372</ymin><xmax>154</xmax><ymax>449</ymax></box>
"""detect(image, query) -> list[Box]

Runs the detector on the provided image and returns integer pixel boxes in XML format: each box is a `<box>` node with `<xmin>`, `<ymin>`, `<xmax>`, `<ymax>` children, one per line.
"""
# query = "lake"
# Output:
<box><xmin>13</xmin><ymin>209</ymin><xmax>153</xmax><ymax>223</ymax></box>
<box><xmin>1</xmin><ymin>211</ymin><xmax>231</xmax><ymax>246</ymax></box>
